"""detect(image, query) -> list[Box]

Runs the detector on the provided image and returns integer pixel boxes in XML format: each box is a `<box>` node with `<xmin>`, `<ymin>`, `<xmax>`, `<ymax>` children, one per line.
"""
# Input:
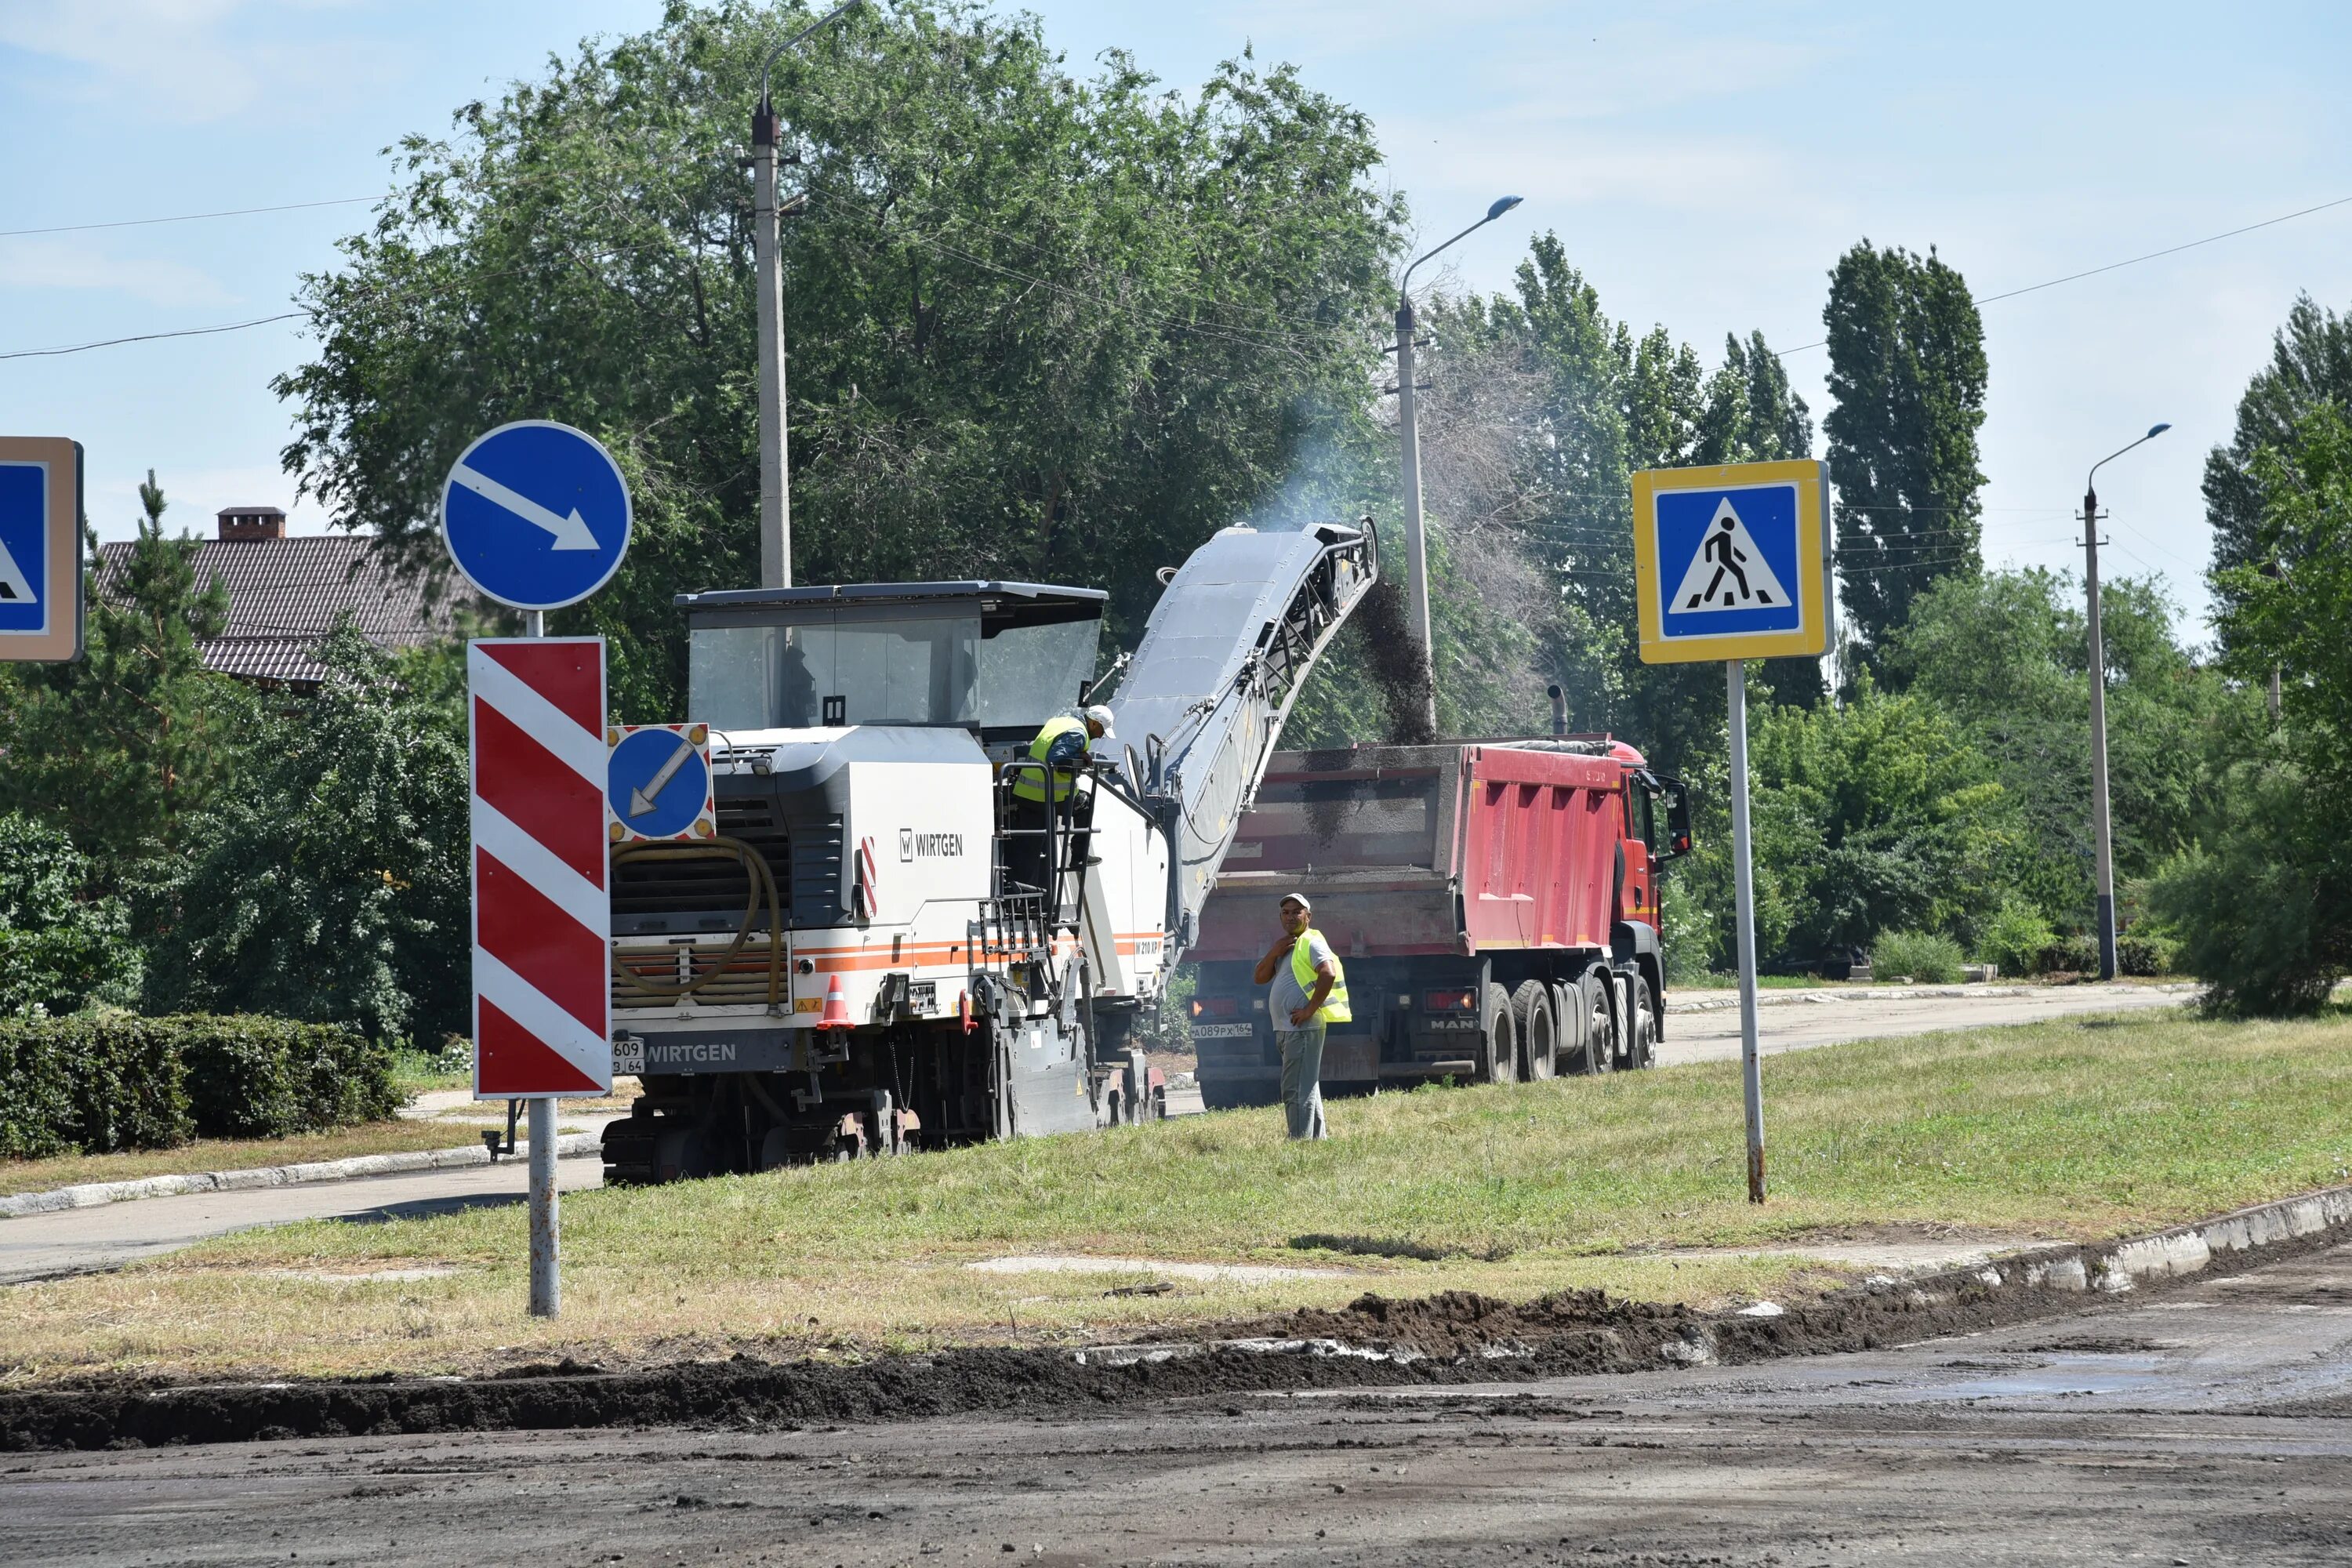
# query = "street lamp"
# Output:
<box><xmin>750</xmin><ymin>0</ymin><xmax>864</xmax><ymax>590</ymax></box>
<box><xmin>1395</xmin><ymin>194</ymin><xmax>1524</xmax><ymax>739</ymax></box>
<box><xmin>2082</xmin><ymin>420</ymin><xmax>2171</xmax><ymax>981</ymax></box>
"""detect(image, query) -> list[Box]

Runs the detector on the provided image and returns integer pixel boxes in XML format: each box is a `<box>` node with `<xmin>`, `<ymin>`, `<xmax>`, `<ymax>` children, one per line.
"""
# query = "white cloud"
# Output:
<box><xmin>0</xmin><ymin>238</ymin><xmax>232</xmax><ymax>307</ymax></box>
<box><xmin>0</xmin><ymin>0</ymin><xmax>381</xmax><ymax>125</ymax></box>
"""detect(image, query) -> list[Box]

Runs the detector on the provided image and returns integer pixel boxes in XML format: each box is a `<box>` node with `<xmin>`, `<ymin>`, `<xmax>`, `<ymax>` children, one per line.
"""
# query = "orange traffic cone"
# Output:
<box><xmin>815</xmin><ymin>974</ymin><xmax>853</xmax><ymax>1030</ymax></box>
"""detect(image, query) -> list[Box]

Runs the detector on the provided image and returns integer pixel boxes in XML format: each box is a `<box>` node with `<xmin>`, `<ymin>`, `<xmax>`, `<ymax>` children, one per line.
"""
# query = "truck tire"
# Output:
<box><xmin>1512</xmin><ymin>979</ymin><xmax>1556</xmax><ymax>1080</ymax></box>
<box><xmin>1480</xmin><ymin>982</ymin><xmax>1519</xmax><ymax>1084</ymax></box>
<box><xmin>1626</xmin><ymin>975</ymin><xmax>1659</xmax><ymax>1071</ymax></box>
<box><xmin>1573</xmin><ymin>969</ymin><xmax>1614</xmax><ymax>1076</ymax></box>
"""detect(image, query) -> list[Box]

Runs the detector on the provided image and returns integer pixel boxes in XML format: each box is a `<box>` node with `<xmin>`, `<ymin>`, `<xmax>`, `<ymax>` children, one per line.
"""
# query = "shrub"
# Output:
<box><xmin>0</xmin><ymin>813</ymin><xmax>141</xmax><ymax>1018</ymax></box>
<box><xmin>2115</xmin><ymin>932</ymin><xmax>2178</xmax><ymax>978</ymax></box>
<box><xmin>0</xmin><ymin>1014</ymin><xmax>398</xmax><ymax>1159</ymax></box>
<box><xmin>1976</xmin><ymin>899</ymin><xmax>2056</xmax><ymax>977</ymax></box>
<box><xmin>1870</xmin><ymin>930</ymin><xmax>1965</xmax><ymax>985</ymax></box>
<box><xmin>2036</xmin><ymin>935</ymin><xmax>2101</xmax><ymax>976</ymax></box>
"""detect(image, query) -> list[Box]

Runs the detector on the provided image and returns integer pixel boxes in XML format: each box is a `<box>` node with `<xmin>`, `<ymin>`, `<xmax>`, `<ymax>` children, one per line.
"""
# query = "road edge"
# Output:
<box><xmin>0</xmin><ymin>1135</ymin><xmax>604</xmax><ymax>1220</ymax></box>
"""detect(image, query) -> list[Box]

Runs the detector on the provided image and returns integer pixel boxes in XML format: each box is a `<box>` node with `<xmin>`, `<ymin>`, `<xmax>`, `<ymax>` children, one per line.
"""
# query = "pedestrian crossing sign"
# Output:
<box><xmin>1632</xmin><ymin>459</ymin><xmax>1830</xmax><ymax>664</ymax></box>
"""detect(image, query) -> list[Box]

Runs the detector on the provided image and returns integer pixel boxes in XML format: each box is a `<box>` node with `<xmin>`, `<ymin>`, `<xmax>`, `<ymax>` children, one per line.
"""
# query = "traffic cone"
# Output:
<box><xmin>815</xmin><ymin>974</ymin><xmax>853</xmax><ymax>1030</ymax></box>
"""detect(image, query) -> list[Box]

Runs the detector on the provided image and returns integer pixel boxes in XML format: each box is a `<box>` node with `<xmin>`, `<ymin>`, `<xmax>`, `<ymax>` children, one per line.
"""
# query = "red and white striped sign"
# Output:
<box><xmin>469</xmin><ymin>637</ymin><xmax>611</xmax><ymax>1098</ymax></box>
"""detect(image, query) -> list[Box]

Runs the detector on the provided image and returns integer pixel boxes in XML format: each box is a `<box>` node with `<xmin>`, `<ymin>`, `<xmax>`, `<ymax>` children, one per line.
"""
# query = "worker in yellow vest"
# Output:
<box><xmin>1251</xmin><ymin>891</ymin><xmax>1350</xmax><ymax>1139</ymax></box>
<box><xmin>1007</xmin><ymin>705</ymin><xmax>1115</xmax><ymax>893</ymax></box>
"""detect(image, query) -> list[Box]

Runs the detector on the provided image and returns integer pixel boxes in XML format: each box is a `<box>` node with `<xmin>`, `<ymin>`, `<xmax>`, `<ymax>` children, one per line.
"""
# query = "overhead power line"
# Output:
<box><xmin>1773</xmin><ymin>192</ymin><xmax>2352</xmax><ymax>357</ymax></box>
<box><xmin>0</xmin><ymin>195</ymin><xmax>378</xmax><ymax>240</ymax></box>
<box><xmin>0</xmin><ymin>312</ymin><xmax>308</xmax><ymax>361</ymax></box>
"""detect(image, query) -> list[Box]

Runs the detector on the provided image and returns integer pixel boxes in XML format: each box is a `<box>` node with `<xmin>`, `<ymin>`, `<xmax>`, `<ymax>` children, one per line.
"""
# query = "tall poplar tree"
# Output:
<box><xmin>1821</xmin><ymin>241</ymin><xmax>1987</xmax><ymax>666</ymax></box>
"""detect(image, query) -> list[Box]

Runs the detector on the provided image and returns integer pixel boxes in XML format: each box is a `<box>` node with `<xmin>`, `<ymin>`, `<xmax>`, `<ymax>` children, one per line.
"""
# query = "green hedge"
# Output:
<box><xmin>0</xmin><ymin>1015</ymin><xmax>400</xmax><ymax>1160</ymax></box>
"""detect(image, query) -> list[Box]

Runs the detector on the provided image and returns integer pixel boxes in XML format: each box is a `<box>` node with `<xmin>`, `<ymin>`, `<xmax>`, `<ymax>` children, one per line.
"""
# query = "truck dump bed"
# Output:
<box><xmin>1193</xmin><ymin>739</ymin><xmax>1645</xmax><ymax>964</ymax></box>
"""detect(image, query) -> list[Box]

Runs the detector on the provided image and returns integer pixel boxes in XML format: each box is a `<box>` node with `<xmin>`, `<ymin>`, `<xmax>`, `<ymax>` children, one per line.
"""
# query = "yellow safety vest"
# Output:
<box><xmin>1011</xmin><ymin>713</ymin><xmax>1089</xmax><ymax>803</ymax></box>
<box><xmin>1288</xmin><ymin>927</ymin><xmax>1352</xmax><ymax>1023</ymax></box>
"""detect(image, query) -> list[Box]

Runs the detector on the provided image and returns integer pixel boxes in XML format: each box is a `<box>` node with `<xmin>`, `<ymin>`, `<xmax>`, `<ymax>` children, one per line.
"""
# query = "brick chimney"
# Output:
<box><xmin>218</xmin><ymin>506</ymin><xmax>287</xmax><ymax>541</ymax></box>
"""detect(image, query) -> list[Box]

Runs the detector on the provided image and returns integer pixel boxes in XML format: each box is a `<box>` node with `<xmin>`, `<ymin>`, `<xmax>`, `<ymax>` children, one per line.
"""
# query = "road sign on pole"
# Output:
<box><xmin>607</xmin><ymin>723</ymin><xmax>716</xmax><ymax>844</ymax></box>
<box><xmin>441</xmin><ymin>421</ymin><xmax>632</xmax><ymax>612</ymax></box>
<box><xmin>469</xmin><ymin>637</ymin><xmax>608</xmax><ymax>1317</ymax></box>
<box><xmin>0</xmin><ymin>437</ymin><xmax>85</xmax><ymax>664</ymax></box>
<box><xmin>470</xmin><ymin>637</ymin><xmax>612</xmax><ymax>1098</ymax></box>
<box><xmin>1632</xmin><ymin>459</ymin><xmax>1830</xmax><ymax>665</ymax></box>
<box><xmin>1633</xmin><ymin>459</ymin><xmax>1833</xmax><ymax>1204</ymax></box>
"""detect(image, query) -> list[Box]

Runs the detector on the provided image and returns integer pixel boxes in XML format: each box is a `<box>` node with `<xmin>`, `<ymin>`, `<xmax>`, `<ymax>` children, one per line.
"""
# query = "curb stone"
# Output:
<box><xmin>0</xmin><ymin>1135</ymin><xmax>604</xmax><ymax>1220</ymax></box>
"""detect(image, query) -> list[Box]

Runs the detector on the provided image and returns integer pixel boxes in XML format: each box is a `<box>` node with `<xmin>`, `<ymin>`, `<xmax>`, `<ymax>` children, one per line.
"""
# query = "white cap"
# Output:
<box><xmin>1279</xmin><ymin>891</ymin><xmax>1312</xmax><ymax>913</ymax></box>
<box><xmin>1083</xmin><ymin>703</ymin><xmax>1116</xmax><ymax>738</ymax></box>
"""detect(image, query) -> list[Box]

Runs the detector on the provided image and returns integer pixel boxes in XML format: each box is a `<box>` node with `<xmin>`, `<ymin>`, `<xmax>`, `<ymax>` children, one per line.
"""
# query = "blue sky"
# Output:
<box><xmin>2</xmin><ymin>1</ymin><xmax>2346</xmax><ymax>643</ymax></box>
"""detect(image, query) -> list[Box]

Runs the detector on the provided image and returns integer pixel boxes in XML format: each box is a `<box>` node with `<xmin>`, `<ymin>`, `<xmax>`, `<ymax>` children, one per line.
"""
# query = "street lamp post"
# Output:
<box><xmin>1396</xmin><ymin>194</ymin><xmax>1523</xmax><ymax>739</ymax></box>
<box><xmin>2082</xmin><ymin>421</ymin><xmax>2170</xmax><ymax>981</ymax></box>
<box><xmin>750</xmin><ymin>0</ymin><xmax>863</xmax><ymax>590</ymax></box>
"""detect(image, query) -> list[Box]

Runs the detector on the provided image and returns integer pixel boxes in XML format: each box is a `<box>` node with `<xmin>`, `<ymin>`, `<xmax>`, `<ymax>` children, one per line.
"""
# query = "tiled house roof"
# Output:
<box><xmin>95</xmin><ymin>530</ymin><xmax>485</xmax><ymax>687</ymax></box>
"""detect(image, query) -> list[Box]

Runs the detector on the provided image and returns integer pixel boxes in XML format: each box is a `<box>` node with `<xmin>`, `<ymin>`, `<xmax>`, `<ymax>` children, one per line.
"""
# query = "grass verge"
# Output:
<box><xmin>8</xmin><ymin>1004</ymin><xmax>2350</xmax><ymax>1385</ymax></box>
<box><xmin>0</xmin><ymin>1119</ymin><xmax>590</xmax><ymax>1199</ymax></box>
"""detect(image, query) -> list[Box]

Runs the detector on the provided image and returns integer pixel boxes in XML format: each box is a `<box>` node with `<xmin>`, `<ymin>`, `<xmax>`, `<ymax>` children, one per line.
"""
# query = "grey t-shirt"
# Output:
<box><xmin>1269</xmin><ymin>930</ymin><xmax>1338</xmax><ymax>1028</ymax></box>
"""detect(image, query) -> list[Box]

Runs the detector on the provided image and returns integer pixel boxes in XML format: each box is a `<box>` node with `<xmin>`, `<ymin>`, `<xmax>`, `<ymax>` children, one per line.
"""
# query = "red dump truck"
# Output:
<box><xmin>1186</xmin><ymin>738</ymin><xmax>1690</xmax><ymax>1106</ymax></box>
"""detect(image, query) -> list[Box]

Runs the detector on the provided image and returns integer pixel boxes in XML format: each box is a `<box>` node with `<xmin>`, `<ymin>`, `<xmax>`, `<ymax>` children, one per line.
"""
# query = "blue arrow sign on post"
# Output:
<box><xmin>607</xmin><ymin>724</ymin><xmax>715</xmax><ymax>843</ymax></box>
<box><xmin>441</xmin><ymin>421</ymin><xmax>632</xmax><ymax>612</ymax></box>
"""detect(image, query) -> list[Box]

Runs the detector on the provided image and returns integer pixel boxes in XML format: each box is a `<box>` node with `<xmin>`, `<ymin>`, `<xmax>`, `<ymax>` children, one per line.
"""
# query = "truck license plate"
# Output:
<box><xmin>612</xmin><ymin>1034</ymin><xmax>645</xmax><ymax>1075</ymax></box>
<box><xmin>1191</xmin><ymin>1023</ymin><xmax>1254</xmax><ymax>1039</ymax></box>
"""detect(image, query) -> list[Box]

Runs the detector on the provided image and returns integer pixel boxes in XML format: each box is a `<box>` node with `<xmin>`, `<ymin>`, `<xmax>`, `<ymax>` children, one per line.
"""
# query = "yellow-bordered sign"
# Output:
<box><xmin>0</xmin><ymin>437</ymin><xmax>85</xmax><ymax>665</ymax></box>
<box><xmin>1632</xmin><ymin>459</ymin><xmax>1831</xmax><ymax>664</ymax></box>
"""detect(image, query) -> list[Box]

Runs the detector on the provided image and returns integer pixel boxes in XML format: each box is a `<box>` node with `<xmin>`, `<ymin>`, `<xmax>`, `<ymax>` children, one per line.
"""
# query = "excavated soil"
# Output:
<box><xmin>7</xmin><ymin>1222</ymin><xmax>2342</xmax><ymax>1454</ymax></box>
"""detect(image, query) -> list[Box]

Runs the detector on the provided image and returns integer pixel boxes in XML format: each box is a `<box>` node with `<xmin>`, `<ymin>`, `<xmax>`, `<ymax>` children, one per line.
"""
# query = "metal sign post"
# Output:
<box><xmin>1632</xmin><ymin>459</ymin><xmax>1831</xmax><ymax>1205</ymax></box>
<box><xmin>445</xmin><ymin>425</ymin><xmax>632</xmax><ymax>1319</ymax></box>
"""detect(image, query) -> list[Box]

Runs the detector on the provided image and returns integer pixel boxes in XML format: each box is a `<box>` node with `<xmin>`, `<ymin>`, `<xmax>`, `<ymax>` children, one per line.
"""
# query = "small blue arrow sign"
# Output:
<box><xmin>441</xmin><ymin>421</ymin><xmax>631</xmax><ymax>612</ymax></box>
<box><xmin>608</xmin><ymin>725</ymin><xmax>713</xmax><ymax>842</ymax></box>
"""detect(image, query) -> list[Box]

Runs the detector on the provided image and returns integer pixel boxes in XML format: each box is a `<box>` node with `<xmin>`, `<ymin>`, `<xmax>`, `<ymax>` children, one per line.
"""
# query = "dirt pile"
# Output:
<box><xmin>9</xmin><ymin>1221</ymin><xmax>2345</xmax><ymax>1453</ymax></box>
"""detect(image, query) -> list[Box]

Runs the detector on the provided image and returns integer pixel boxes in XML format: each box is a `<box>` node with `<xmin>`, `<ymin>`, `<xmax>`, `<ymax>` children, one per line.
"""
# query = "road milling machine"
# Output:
<box><xmin>601</xmin><ymin>521</ymin><xmax>1375</xmax><ymax>1183</ymax></box>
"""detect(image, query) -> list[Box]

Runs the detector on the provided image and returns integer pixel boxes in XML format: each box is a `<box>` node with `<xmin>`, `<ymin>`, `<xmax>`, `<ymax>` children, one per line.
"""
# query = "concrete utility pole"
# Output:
<box><xmin>1395</xmin><ymin>194</ymin><xmax>1523</xmax><ymax>739</ymax></box>
<box><xmin>751</xmin><ymin>0</ymin><xmax>863</xmax><ymax>590</ymax></box>
<box><xmin>2082</xmin><ymin>422</ymin><xmax>2170</xmax><ymax>982</ymax></box>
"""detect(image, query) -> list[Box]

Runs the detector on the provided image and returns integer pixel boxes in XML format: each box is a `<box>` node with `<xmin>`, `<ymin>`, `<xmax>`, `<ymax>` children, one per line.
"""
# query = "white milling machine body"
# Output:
<box><xmin>601</xmin><ymin>521</ymin><xmax>1375</xmax><ymax>1182</ymax></box>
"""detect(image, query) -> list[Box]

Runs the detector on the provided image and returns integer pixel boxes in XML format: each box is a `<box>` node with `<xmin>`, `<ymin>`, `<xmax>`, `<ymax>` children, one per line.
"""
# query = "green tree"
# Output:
<box><xmin>140</xmin><ymin>630</ymin><xmax>470</xmax><ymax>1042</ymax></box>
<box><xmin>2203</xmin><ymin>294</ymin><xmax>2352</xmax><ymax>652</ymax></box>
<box><xmin>275</xmin><ymin>2</ymin><xmax>1401</xmax><ymax>719</ymax></box>
<box><xmin>1886</xmin><ymin>566</ymin><xmax>2244</xmax><ymax>932</ymax></box>
<box><xmin>0</xmin><ymin>813</ymin><xmax>140</xmax><ymax>1017</ymax></box>
<box><xmin>1822</xmin><ymin>241</ymin><xmax>1988</xmax><ymax>666</ymax></box>
<box><xmin>0</xmin><ymin>472</ymin><xmax>241</xmax><ymax>880</ymax></box>
<box><xmin>1746</xmin><ymin>682</ymin><xmax>2020</xmax><ymax>958</ymax></box>
<box><xmin>2153</xmin><ymin>402</ymin><xmax>2352</xmax><ymax>1014</ymax></box>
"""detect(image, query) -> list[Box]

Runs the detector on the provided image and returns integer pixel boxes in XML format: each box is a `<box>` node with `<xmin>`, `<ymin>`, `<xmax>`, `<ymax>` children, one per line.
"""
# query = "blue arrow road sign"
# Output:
<box><xmin>608</xmin><ymin>724</ymin><xmax>713</xmax><ymax>842</ymax></box>
<box><xmin>441</xmin><ymin>421</ymin><xmax>631</xmax><ymax>611</ymax></box>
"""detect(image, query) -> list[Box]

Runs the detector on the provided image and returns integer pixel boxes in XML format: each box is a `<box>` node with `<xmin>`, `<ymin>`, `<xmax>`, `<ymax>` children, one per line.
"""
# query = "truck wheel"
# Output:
<box><xmin>1574</xmin><ymin>970</ymin><xmax>1614</xmax><ymax>1076</ymax></box>
<box><xmin>1512</xmin><ymin>979</ymin><xmax>1556</xmax><ymax>1080</ymax></box>
<box><xmin>1628</xmin><ymin>976</ymin><xmax>1659</xmax><ymax>1071</ymax></box>
<box><xmin>1479</xmin><ymin>982</ymin><xmax>1519</xmax><ymax>1084</ymax></box>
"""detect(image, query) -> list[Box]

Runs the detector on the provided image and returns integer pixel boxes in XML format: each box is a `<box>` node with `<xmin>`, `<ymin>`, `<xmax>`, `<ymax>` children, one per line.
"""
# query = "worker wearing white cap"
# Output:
<box><xmin>1251</xmin><ymin>891</ymin><xmax>1350</xmax><ymax>1139</ymax></box>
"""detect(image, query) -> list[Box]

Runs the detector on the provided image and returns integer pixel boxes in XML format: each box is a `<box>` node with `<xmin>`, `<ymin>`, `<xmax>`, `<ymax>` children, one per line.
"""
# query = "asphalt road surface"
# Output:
<box><xmin>1658</xmin><ymin>982</ymin><xmax>2189</xmax><ymax>1066</ymax></box>
<box><xmin>0</xmin><ymin>985</ymin><xmax>2189</xmax><ymax>1285</ymax></box>
<box><xmin>9</xmin><ymin>1238</ymin><xmax>2351</xmax><ymax>1564</ymax></box>
<box><xmin>0</xmin><ymin>1154</ymin><xmax>606</xmax><ymax>1285</ymax></box>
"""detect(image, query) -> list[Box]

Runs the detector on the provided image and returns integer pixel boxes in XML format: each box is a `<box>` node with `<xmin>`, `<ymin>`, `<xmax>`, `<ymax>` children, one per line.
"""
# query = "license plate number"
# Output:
<box><xmin>1192</xmin><ymin>1022</ymin><xmax>1254</xmax><ymax>1039</ymax></box>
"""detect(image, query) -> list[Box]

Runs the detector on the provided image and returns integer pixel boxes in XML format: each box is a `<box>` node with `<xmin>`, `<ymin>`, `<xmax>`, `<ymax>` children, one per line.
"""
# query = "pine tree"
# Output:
<box><xmin>0</xmin><ymin>472</ymin><xmax>239</xmax><ymax>882</ymax></box>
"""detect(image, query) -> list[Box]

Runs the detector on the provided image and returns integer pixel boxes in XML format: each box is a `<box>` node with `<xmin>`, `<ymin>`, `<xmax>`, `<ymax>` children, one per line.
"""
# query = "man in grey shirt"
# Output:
<box><xmin>1251</xmin><ymin>891</ymin><xmax>1348</xmax><ymax>1139</ymax></box>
